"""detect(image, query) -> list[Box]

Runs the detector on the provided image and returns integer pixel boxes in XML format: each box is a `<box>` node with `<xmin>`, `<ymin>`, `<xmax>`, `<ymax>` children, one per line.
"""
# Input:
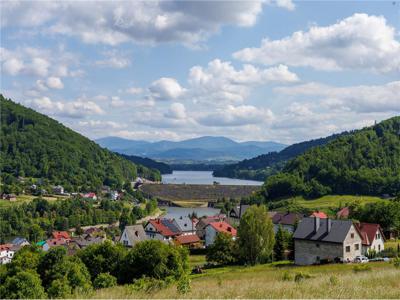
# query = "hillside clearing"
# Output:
<box><xmin>0</xmin><ymin>194</ymin><xmax>68</xmax><ymax>208</ymax></box>
<box><xmin>81</xmin><ymin>262</ymin><xmax>400</xmax><ymax>299</ymax></box>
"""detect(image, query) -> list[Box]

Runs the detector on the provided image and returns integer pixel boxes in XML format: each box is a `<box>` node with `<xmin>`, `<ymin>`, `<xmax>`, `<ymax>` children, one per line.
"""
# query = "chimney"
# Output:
<box><xmin>326</xmin><ymin>218</ymin><xmax>332</xmax><ymax>233</ymax></box>
<box><xmin>314</xmin><ymin>216</ymin><xmax>320</xmax><ymax>232</ymax></box>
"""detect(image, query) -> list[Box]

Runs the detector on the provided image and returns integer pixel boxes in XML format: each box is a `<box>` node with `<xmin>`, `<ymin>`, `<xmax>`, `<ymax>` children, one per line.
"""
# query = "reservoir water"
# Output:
<box><xmin>162</xmin><ymin>170</ymin><xmax>263</xmax><ymax>186</ymax></box>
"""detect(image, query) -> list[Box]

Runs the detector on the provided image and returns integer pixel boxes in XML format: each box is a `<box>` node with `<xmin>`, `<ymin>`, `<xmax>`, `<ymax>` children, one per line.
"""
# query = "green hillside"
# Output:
<box><xmin>263</xmin><ymin>116</ymin><xmax>400</xmax><ymax>200</ymax></box>
<box><xmin>213</xmin><ymin>133</ymin><xmax>347</xmax><ymax>181</ymax></box>
<box><xmin>0</xmin><ymin>95</ymin><xmax>160</xmax><ymax>192</ymax></box>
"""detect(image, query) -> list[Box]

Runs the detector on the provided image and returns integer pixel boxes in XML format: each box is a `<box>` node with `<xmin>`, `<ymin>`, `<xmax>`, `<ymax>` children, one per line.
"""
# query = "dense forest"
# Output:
<box><xmin>213</xmin><ymin>132</ymin><xmax>348</xmax><ymax>180</ymax></box>
<box><xmin>119</xmin><ymin>154</ymin><xmax>172</xmax><ymax>175</ymax></box>
<box><xmin>263</xmin><ymin>117</ymin><xmax>400</xmax><ymax>200</ymax></box>
<box><xmin>0</xmin><ymin>96</ymin><xmax>160</xmax><ymax>192</ymax></box>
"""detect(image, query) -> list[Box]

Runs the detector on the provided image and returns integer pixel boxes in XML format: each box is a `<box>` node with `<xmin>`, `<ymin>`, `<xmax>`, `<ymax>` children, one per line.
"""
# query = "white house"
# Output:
<box><xmin>204</xmin><ymin>221</ymin><xmax>236</xmax><ymax>247</ymax></box>
<box><xmin>0</xmin><ymin>245</ymin><xmax>14</xmax><ymax>265</ymax></box>
<box><xmin>110</xmin><ymin>191</ymin><xmax>119</xmax><ymax>201</ymax></box>
<box><xmin>53</xmin><ymin>185</ymin><xmax>64</xmax><ymax>195</ymax></box>
<box><xmin>144</xmin><ymin>219</ymin><xmax>181</xmax><ymax>242</ymax></box>
<box><xmin>120</xmin><ymin>225</ymin><xmax>148</xmax><ymax>247</ymax></box>
<box><xmin>355</xmin><ymin>222</ymin><xmax>385</xmax><ymax>255</ymax></box>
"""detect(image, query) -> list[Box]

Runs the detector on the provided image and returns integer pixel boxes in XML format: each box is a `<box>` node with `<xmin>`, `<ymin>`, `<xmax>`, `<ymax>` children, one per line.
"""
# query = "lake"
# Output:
<box><xmin>162</xmin><ymin>170</ymin><xmax>263</xmax><ymax>186</ymax></box>
<box><xmin>161</xmin><ymin>206</ymin><xmax>221</xmax><ymax>219</ymax></box>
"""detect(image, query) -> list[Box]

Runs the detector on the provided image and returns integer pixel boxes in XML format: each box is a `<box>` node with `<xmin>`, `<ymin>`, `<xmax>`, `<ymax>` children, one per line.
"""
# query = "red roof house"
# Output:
<box><xmin>209</xmin><ymin>221</ymin><xmax>237</xmax><ymax>236</ymax></box>
<box><xmin>52</xmin><ymin>231</ymin><xmax>71</xmax><ymax>240</ymax></box>
<box><xmin>336</xmin><ymin>207</ymin><xmax>350</xmax><ymax>219</ymax></box>
<box><xmin>145</xmin><ymin>219</ymin><xmax>181</xmax><ymax>240</ymax></box>
<box><xmin>355</xmin><ymin>222</ymin><xmax>385</xmax><ymax>254</ymax></box>
<box><xmin>174</xmin><ymin>234</ymin><xmax>201</xmax><ymax>247</ymax></box>
<box><xmin>310</xmin><ymin>211</ymin><xmax>328</xmax><ymax>219</ymax></box>
<box><xmin>205</xmin><ymin>221</ymin><xmax>236</xmax><ymax>247</ymax></box>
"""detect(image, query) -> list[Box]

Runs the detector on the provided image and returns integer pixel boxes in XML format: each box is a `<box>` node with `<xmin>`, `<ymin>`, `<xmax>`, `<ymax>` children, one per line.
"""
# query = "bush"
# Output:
<box><xmin>0</xmin><ymin>271</ymin><xmax>47</xmax><ymax>299</ymax></box>
<box><xmin>353</xmin><ymin>264</ymin><xmax>371</xmax><ymax>272</ymax></box>
<box><xmin>393</xmin><ymin>256</ymin><xmax>400</xmax><ymax>268</ymax></box>
<box><xmin>281</xmin><ymin>271</ymin><xmax>292</xmax><ymax>281</ymax></box>
<box><xmin>120</xmin><ymin>240</ymin><xmax>189</xmax><ymax>284</ymax></box>
<box><xmin>206</xmin><ymin>232</ymin><xmax>236</xmax><ymax>266</ymax></box>
<box><xmin>130</xmin><ymin>276</ymin><xmax>171</xmax><ymax>293</ymax></box>
<box><xmin>294</xmin><ymin>271</ymin><xmax>312</xmax><ymax>283</ymax></box>
<box><xmin>329</xmin><ymin>275</ymin><xmax>339</xmax><ymax>286</ymax></box>
<box><xmin>93</xmin><ymin>273</ymin><xmax>117</xmax><ymax>289</ymax></box>
<box><xmin>177</xmin><ymin>274</ymin><xmax>191</xmax><ymax>295</ymax></box>
<box><xmin>47</xmin><ymin>278</ymin><xmax>72</xmax><ymax>298</ymax></box>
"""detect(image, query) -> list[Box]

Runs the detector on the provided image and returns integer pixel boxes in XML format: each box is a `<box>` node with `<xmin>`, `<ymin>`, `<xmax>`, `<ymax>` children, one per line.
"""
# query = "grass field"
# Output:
<box><xmin>385</xmin><ymin>239</ymin><xmax>400</xmax><ymax>250</ymax></box>
<box><xmin>81</xmin><ymin>261</ymin><xmax>400</xmax><ymax>299</ymax></box>
<box><xmin>275</xmin><ymin>195</ymin><xmax>385</xmax><ymax>214</ymax></box>
<box><xmin>0</xmin><ymin>194</ymin><xmax>68</xmax><ymax>208</ymax></box>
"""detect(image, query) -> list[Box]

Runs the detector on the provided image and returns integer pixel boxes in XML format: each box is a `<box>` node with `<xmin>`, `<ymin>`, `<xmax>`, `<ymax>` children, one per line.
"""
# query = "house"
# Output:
<box><xmin>1</xmin><ymin>194</ymin><xmax>17</xmax><ymax>201</ymax></box>
<box><xmin>31</xmin><ymin>184</ymin><xmax>37</xmax><ymax>191</ymax></box>
<box><xmin>0</xmin><ymin>244</ymin><xmax>14</xmax><ymax>264</ymax></box>
<box><xmin>204</xmin><ymin>221</ymin><xmax>236</xmax><ymax>247</ymax></box>
<box><xmin>336</xmin><ymin>207</ymin><xmax>350</xmax><ymax>219</ymax></box>
<box><xmin>53</xmin><ymin>185</ymin><xmax>64</xmax><ymax>195</ymax></box>
<box><xmin>83</xmin><ymin>227</ymin><xmax>105</xmax><ymax>237</ymax></box>
<box><xmin>355</xmin><ymin>222</ymin><xmax>385</xmax><ymax>255</ymax></box>
<box><xmin>196</xmin><ymin>214</ymin><xmax>226</xmax><ymax>239</ymax></box>
<box><xmin>174</xmin><ymin>216</ymin><xmax>197</xmax><ymax>235</ymax></box>
<box><xmin>310</xmin><ymin>211</ymin><xmax>328</xmax><ymax>218</ymax></box>
<box><xmin>269</xmin><ymin>212</ymin><xmax>304</xmax><ymax>233</ymax></box>
<box><xmin>82</xmin><ymin>192</ymin><xmax>97</xmax><ymax>200</ymax></box>
<box><xmin>45</xmin><ymin>238</ymin><xmax>69</xmax><ymax>250</ymax></box>
<box><xmin>67</xmin><ymin>236</ymin><xmax>106</xmax><ymax>254</ymax></box>
<box><xmin>120</xmin><ymin>225</ymin><xmax>148</xmax><ymax>247</ymax></box>
<box><xmin>52</xmin><ymin>231</ymin><xmax>71</xmax><ymax>240</ymax></box>
<box><xmin>110</xmin><ymin>190</ymin><xmax>119</xmax><ymax>201</ymax></box>
<box><xmin>36</xmin><ymin>240</ymin><xmax>49</xmax><ymax>251</ymax></box>
<box><xmin>229</xmin><ymin>204</ymin><xmax>250</xmax><ymax>220</ymax></box>
<box><xmin>174</xmin><ymin>234</ymin><xmax>201</xmax><ymax>248</ymax></box>
<box><xmin>293</xmin><ymin>217</ymin><xmax>362</xmax><ymax>265</ymax></box>
<box><xmin>145</xmin><ymin>219</ymin><xmax>181</xmax><ymax>241</ymax></box>
<box><xmin>11</xmin><ymin>237</ymin><xmax>30</xmax><ymax>247</ymax></box>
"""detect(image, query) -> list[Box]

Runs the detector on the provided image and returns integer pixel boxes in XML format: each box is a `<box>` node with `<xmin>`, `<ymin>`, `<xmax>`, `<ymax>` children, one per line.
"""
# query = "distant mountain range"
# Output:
<box><xmin>96</xmin><ymin>136</ymin><xmax>287</xmax><ymax>162</ymax></box>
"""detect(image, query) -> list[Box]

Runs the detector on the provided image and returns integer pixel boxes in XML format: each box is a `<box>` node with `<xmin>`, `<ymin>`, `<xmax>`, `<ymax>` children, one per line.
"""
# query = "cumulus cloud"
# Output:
<box><xmin>234</xmin><ymin>13</ymin><xmax>400</xmax><ymax>73</ymax></box>
<box><xmin>197</xmin><ymin>105</ymin><xmax>274</xmax><ymax>127</ymax></box>
<box><xmin>149</xmin><ymin>77</ymin><xmax>186</xmax><ymax>101</ymax></box>
<box><xmin>188</xmin><ymin>59</ymin><xmax>298</xmax><ymax>104</ymax></box>
<box><xmin>0</xmin><ymin>1</ymin><xmax>295</xmax><ymax>47</ymax></box>
<box><xmin>164</xmin><ymin>102</ymin><xmax>187</xmax><ymax>119</ymax></box>
<box><xmin>78</xmin><ymin>120</ymin><xmax>127</xmax><ymax>130</ymax></box>
<box><xmin>275</xmin><ymin>81</ymin><xmax>400</xmax><ymax>113</ymax></box>
<box><xmin>27</xmin><ymin>96</ymin><xmax>104</xmax><ymax>118</ymax></box>
<box><xmin>110</xmin><ymin>96</ymin><xmax>125</xmax><ymax>108</ymax></box>
<box><xmin>95</xmin><ymin>50</ymin><xmax>131</xmax><ymax>69</ymax></box>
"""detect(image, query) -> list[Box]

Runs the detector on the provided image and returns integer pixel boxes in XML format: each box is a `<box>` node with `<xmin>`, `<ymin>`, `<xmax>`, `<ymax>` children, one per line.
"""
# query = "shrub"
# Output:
<box><xmin>206</xmin><ymin>232</ymin><xmax>236</xmax><ymax>266</ymax></box>
<box><xmin>294</xmin><ymin>271</ymin><xmax>312</xmax><ymax>283</ymax></box>
<box><xmin>47</xmin><ymin>278</ymin><xmax>72</xmax><ymax>298</ymax></box>
<box><xmin>93</xmin><ymin>273</ymin><xmax>117</xmax><ymax>289</ymax></box>
<box><xmin>0</xmin><ymin>271</ymin><xmax>47</xmax><ymax>299</ymax></box>
<box><xmin>131</xmin><ymin>276</ymin><xmax>171</xmax><ymax>293</ymax></box>
<box><xmin>393</xmin><ymin>256</ymin><xmax>400</xmax><ymax>268</ymax></box>
<box><xmin>177</xmin><ymin>274</ymin><xmax>191</xmax><ymax>295</ymax></box>
<box><xmin>353</xmin><ymin>264</ymin><xmax>371</xmax><ymax>273</ymax></box>
<box><xmin>282</xmin><ymin>271</ymin><xmax>292</xmax><ymax>281</ymax></box>
<box><xmin>329</xmin><ymin>275</ymin><xmax>339</xmax><ymax>286</ymax></box>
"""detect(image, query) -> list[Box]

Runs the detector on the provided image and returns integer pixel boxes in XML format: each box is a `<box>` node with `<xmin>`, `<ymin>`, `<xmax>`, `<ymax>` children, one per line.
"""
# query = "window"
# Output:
<box><xmin>316</xmin><ymin>243</ymin><xmax>320</xmax><ymax>248</ymax></box>
<box><xmin>378</xmin><ymin>244</ymin><xmax>381</xmax><ymax>251</ymax></box>
<box><xmin>123</xmin><ymin>240</ymin><xmax>128</xmax><ymax>246</ymax></box>
<box><xmin>355</xmin><ymin>244</ymin><xmax>359</xmax><ymax>250</ymax></box>
<box><xmin>346</xmin><ymin>246</ymin><xmax>351</xmax><ymax>252</ymax></box>
<box><xmin>351</xmin><ymin>233</ymin><xmax>354</xmax><ymax>238</ymax></box>
<box><xmin>376</xmin><ymin>233</ymin><xmax>380</xmax><ymax>240</ymax></box>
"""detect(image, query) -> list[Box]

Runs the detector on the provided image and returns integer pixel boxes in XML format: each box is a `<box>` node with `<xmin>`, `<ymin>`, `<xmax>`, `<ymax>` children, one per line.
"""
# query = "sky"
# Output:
<box><xmin>1</xmin><ymin>0</ymin><xmax>399</xmax><ymax>144</ymax></box>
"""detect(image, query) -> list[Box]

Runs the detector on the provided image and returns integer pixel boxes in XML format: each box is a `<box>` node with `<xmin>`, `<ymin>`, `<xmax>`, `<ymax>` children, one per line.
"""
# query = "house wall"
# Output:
<box><xmin>342</xmin><ymin>224</ymin><xmax>362</xmax><ymax>262</ymax></box>
<box><xmin>120</xmin><ymin>229</ymin><xmax>132</xmax><ymax>247</ymax></box>
<box><xmin>205</xmin><ymin>226</ymin><xmax>217</xmax><ymax>247</ymax></box>
<box><xmin>294</xmin><ymin>240</ymin><xmax>343</xmax><ymax>265</ymax></box>
<box><xmin>362</xmin><ymin>229</ymin><xmax>385</xmax><ymax>255</ymax></box>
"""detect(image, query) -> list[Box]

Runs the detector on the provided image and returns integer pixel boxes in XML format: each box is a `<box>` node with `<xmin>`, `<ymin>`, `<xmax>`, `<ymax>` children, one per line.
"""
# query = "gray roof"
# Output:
<box><xmin>174</xmin><ymin>216</ymin><xmax>195</xmax><ymax>232</ymax></box>
<box><xmin>230</xmin><ymin>204</ymin><xmax>250</xmax><ymax>218</ymax></box>
<box><xmin>293</xmin><ymin>217</ymin><xmax>353</xmax><ymax>244</ymax></box>
<box><xmin>123</xmin><ymin>225</ymin><xmax>147</xmax><ymax>243</ymax></box>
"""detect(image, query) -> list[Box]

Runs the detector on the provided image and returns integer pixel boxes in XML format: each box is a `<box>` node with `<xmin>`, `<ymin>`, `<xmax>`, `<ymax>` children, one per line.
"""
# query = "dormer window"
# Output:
<box><xmin>351</xmin><ymin>233</ymin><xmax>354</xmax><ymax>238</ymax></box>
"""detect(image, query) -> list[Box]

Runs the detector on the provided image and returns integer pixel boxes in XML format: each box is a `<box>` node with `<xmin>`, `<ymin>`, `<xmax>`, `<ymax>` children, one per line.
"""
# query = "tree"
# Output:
<box><xmin>0</xmin><ymin>271</ymin><xmax>47</xmax><ymax>299</ymax></box>
<box><xmin>120</xmin><ymin>240</ymin><xmax>189</xmax><ymax>283</ymax></box>
<box><xmin>6</xmin><ymin>246</ymin><xmax>43</xmax><ymax>276</ymax></box>
<box><xmin>274</xmin><ymin>225</ymin><xmax>292</xmax><ymax>261</ymax></box>
<box><xmin>206</xmin><ymin>232</ymin><xmax>236</xmax><ymax>265</ymax></box>
<box><xmin>237</xmin><ymin>205</ymin><xmax>275</xmax><ymax>265</ymax></box>
<box><xmin>47</xmin><ymin>278</ymin><xmax>72</xmax><ymax>298</ymax></box>
<box><xmin>93</xmin><ymin>273</ymin><xmax>117</xmax><ymax>289</ymax></box>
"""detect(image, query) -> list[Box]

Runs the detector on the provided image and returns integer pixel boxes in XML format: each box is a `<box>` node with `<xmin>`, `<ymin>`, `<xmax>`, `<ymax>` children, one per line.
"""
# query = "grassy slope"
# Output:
<box><xmin>0</xmin><ymin>194</ymin><xmax>68</xmax><ymax>208</ymax></box>
<box><xmin>82</xmin><ymin>262</ymin><xmax>400</xmax><ymax>299</ymax></box>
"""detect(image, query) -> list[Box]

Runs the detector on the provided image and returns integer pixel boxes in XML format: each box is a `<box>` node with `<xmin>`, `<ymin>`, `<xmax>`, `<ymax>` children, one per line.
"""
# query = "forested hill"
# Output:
<box><xmin>213</xmin><ymin>132</ymin><xmax>347</xmax><ymax>181</ymax></box>
<box><xmin>264</xmin><ymin>116</ymin><xmax>400</xmax><ymax>200</ymax></box>
<box><xmin>119</xmin><ymin>154</ymin><xmax>172</xmax><ymax>174</ymax></box>
<box><xmin>0</xmin><ymin>95</ymin><xmax>160</xmax><ymax>193</ymax></box>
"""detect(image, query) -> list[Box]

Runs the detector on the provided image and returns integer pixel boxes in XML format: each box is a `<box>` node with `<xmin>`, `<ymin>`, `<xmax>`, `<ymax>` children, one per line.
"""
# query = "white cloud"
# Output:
<box><xmin>197</xmin><ymin>105</ymin><xmax>274</xmax><ymax>127</ymax></box>
<box><xmin>126</xmin><ymin>87</ymin><xmax>143</xmax><ymax>95</ymax></box>
<box><xmin>2</xmin><ymin>58</ymin><xmax>24</xmax><ymax>75</ymax></box>
<box><xmin>46</xmin><ymin>77</ymin><xmax>64</xmax><ymax>89</ymax></box>
<box><xmin>27</xmin><ymin>96</ymin><xmax>104</xmax><ymax>118</ymax></box>
<box><xmin>78</xmin><ymin>120</ymin><xmax>127</xmax><ymax>130</ymax></box>
<box><xmin>188</xmin><ymin>59</ymin><xmax>298</xmax><ymax>104</ymax></box>
<box><xmin>149</xmin><ymin>77</ymin><xmax>186</xmax><ymax>101</ymax></box>
<box><xmin>234</xmin><ymin>13</ymin><xmax>400</xmax><ymax>73</ymax></box>
<box><xmin>95</xmin><ymin>50</ymin><xmax>131</xmax><ymax>69</ymax></box>
<box><xmin>110</xmin><ymin>96</ymin><xmax>125</xmax><ymax>108</ymax></box>
<box><xmin>0</xmin><ymin>1</ymin><xmax>295</xmax><ymax>47</ymax></box>
<box><xmin>275</xmin><ymin>81</ymin><xmax>400</xmax><ymax>113</ymax></box>
<box><xmin>164</xmin><ymin>102</ymin><xmax>187</xmax><ymax>119</ymax></box>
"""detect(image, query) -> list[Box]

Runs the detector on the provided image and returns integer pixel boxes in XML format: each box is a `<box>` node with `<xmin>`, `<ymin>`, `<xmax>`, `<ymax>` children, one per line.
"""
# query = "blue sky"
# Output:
<box><xmin>1</xmin><ymin>0</ymin><xmax>399</xmax><ymax>143</ymax></box>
